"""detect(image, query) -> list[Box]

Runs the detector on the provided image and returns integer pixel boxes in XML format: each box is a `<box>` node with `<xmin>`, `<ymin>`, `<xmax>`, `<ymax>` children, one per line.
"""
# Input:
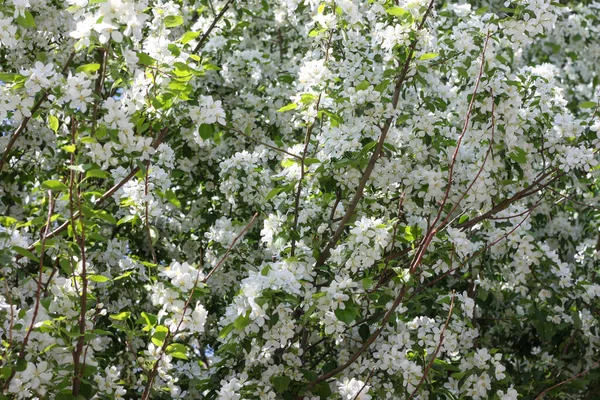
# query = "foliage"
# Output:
<box><xmin>0</xmin><ymin>0</ymin><xmax>599</xmax><ymax>399</ymax></box>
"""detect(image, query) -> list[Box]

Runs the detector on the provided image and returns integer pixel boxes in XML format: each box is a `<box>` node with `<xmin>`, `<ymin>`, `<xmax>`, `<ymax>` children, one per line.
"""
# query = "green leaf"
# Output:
<box><xmin>149</xmin><ymin>225</ymin><xmax>159</xmax><ymax>245</ymax></box>
<box><xmin>334</xmin><ymin>307</ymin><xmax>355</xmax><ymax>324</ymax></box>
<box><xmin>16</xmin><ymin>11</ymin><xmax>36</xmax><ymax>28</ymax></box>
<box><xmin>48</xmin><ymin>115</ymin><xmax>59</xmax><ymax>133</ymax></box>
<box><xmin>166</xmin><ymin>343</ymin><xmax>188</xmax><ymax>357</ymax></box>
<box><xmin>114</xmin><ymin>271</ymin><xmax>134</xmax><ymax>281</ymax></box>
<box><xmin>403</xmin><ymin>226</ymin><xmax>416</xmax><ymax>242</ymax></box>
<box><xmin>265</xmin><ymin>187</ymin><xmax>284</xmax><ymax>201</ymax></box>
<box><xmin>386</xmin><ymin>6</ymin><xmax>407</xmax><ymax>17</ymax></box>
<box><xmin>0</xmin><ymin>73</ymin><xmax>25</xmax><ymax>83</ymax></box>
<box><xmin>167</xmin><ymin>43</ymin><xmax>181</xmax><ymax>57</ymax></box>
<box><xmin>579</xmin><ymin>101</ymin><xmax>597</xmax><ymax>109</ymax></box>
<box><xmin>199</xmin><ymin>124</ymin><xmax>213</xmax><ymax>140</ymax></box>
<box><xmin>0</xmin><ymin>216</ymin><xmax>17</xmax><ymax>226</ymax></box>
<box><xmin>277</xmin><ymin>102</ymin><xmax>297</xmax><ymax>112</ymax></box>
<box><xmin>86</xmin><ymin>169</ymin><xmax>109</xmax><ymax>179</ymax></box>
<box><xmin>509</xmin><ymin>147</ymin><xmax>527</xmax><ymax>164</ymax></box>
<box><xmin>76</xmin><ymin>63</ymin><xmax>101</xmax><ymax>74</ymax></box>
<box><xmin>218</xmin><ymin>323</ymin><xmax>235</xmax><ymax>339</ymax></box>
<box><xmin>15</xmin><ymin>358</ymin><xmax>27</xmax><ymax>372</ymax></box>
<box><xmin>12</xmin><ymin>246</ymin><xmax>40</xmax><ymax>262</ymax></box>
<box><xmin>281</xmin><ymin>158</ymin><xmax>296</xmax><ymax>168</ymax></box>
<box><xmin>0</xmin><ymin>366</ymin><xmax>12</xmax><ymax>380</ymax></box>
<box><xmin>152</xmin><ymin>325</ymin><xmax>169</xmax><ymax>346</ymax></box>
<box><xmin>355</xmin><ymin>80</ymin><xmax>370</xmax><ymax>91</ymax></box>
<box><xmin>41</xmin><ymin>180</ymin><xmax>68</xmax><ymax>191</ymax></box>
<box><xmin>62</xmin><ymin>144</ymin><xmax>76</xmax><ymax>153</ymax></box>
<box><xmin>180</xmin><ymin>31</ymin><xmax>200</xmax><ymax>44</ymax></box>
<box><xmin>164</xmin><ymin>15</ymin><xmax>184</xmax><ymax>28</ymax></box>
<box><xmin>140</xmin><ymin>312</ymin><xmax>157</xmax><ymax>328</ymax></box>
<box><xmin>165</xmin><ymin>190</ymin><xmax>181</xmax><ymax>208</ymax></box>
<box><xmin>272</xmin><ymin>375</ymin><xmax>291</xmax><ymax>393</ymax></box>
<box><xmin>109</xmin><ymin>311</ymin><xmax>131</xmax><ymax>321</ymax></box>
<box><xmin>89</xmin><ymin>275</ymin><xmax>110</xmax><ymax>283</ymax></box>
<box><xmin>419</xmin><ymin>53</ymin><xmax>438</xmax><ymax>61</ymax></box>
<box><xmin>137</xmin><ymin>52</ymin><xmax>157</xmax><ymax>66</ymax></box>
<box><xmin>358</xmin><ymin>324</ymin><xmax>370</xmax><ymax>341</ymax></box>
<box><xmin>117</xmin><ymin>214</ymin><xmax>136</xmax><ymax>226</ymax></box>
<box><xmin>233</xmin><ymin>311</ymin><xmax>252</xmax><ymax>330</ymax></box>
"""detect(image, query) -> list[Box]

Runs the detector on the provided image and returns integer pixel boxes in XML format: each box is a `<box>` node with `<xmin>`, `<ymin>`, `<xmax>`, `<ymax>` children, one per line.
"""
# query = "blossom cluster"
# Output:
<box><xmin>1</xmin><ymin>0</ymin><xmax>599</xmax><ymax>399</ymax></box>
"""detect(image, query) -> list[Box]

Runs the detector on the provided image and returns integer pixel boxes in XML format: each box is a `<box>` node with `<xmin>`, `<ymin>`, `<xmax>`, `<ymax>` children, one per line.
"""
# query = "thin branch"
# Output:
<box><xmin>24</xmin><ymin>127</ymin><xmax>169</xmax><ymax>253</ymax></box>
<box><xmin>219</xmin><ymin>124</ymin><xmax>301</xmax><ymax>159</ymax></box>
<box><xmin>408</xmin><ymin>292</ymin><xmax>455</xmax><ymax>399</ymax></box>
<box><xmin>315</xmin><ymin>0</ymin><xmax>436</xmax><ymax>268</ymax></box>
<box><xmin>203</xmin><ymin>212</ymin><xmax>258</xmax><ymax>283</ymax></box>
<box><xmin>141</xmin><ymin>266</ymin><xmax>205</xmax><ymax>399</ymax></box>
<box><xmin>0</xmin><ymin>52</ymin><xmax>76</xmax><ymax>174</ymax></box>
<box><xmin>456</xmin><ymin>168</ymin><xmax>559</xmax><ymax>230</ymax></box>
<box><xmin>535</xmin><ymin>360</ymin><xmax>600</xmax><ymax>400</ymax></box>
<box><xmin>291</xmin><ymin>29</ymin><xmax>334</xmax><ymax>256</ymax></box>
<box><xmin>545</xmin><ymin>186</ymin><xmax>600</xmax><ymax>211</ymax></box>
<box><xmin>91</xmin><ymin>47</ymin><xmax>109</xmax><ymax>138</ymax></box>
<box><xmin>1</xmin><ymin>190</ymin><xmax>55</xmax><ymax>390</ymax></box>
<box><xmin>351</xmin><ymin>368</ymin><xmax>376</xmax><ymax>400</ymax></box>
<box><xmin>192</xmin><ymin>0</ymin><xmax>234</xmax><ymax>54</ymax></box>
<box><xmin>144</xmin><ymin>160</ymin><xmax>158</xmax><ymax>264</ymax></box>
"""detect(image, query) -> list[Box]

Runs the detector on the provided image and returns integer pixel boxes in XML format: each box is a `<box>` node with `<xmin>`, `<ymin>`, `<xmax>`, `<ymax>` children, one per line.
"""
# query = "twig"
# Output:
<box><xmin>315</xmin><ymin>0</ymin><xmax>436</xmax><ymax>269</ymax></box>
<box><xmin>144</xmin><ymin>160</ymin><xmax>158</xmax><ymax>264</ymax></box>
<box><xmin>408</xmin><ymin>292</ymin><xmax>455</xmax><ymax>399</ymax></box>
<box><xmin>535</xmin><ymin>360</ymin><xmax>600</xmax><ymax>399</ymax></box>
<box><xmin>141</xmin><ymin>266</ymin><xmax>205</xmax><ymax>399</ymax></box>
<box><xmin>351</xmin><ymin>368</ymin><xmax>376</xmax><ymax>400</ymax></box>
<box><xmin>456</xmin><ymin>168</ymin><xmax>559</xmax><ymax>230</ymax></box>
<box><xmin>192</xmin><ymin>0</ymin><xmax>234</xmax><ymax>53</ymax></box>
<box><xmin>203</xmin><ymin>212</ymin><xmax>258</xmax><ymax>282</ymax></box>
<box><xmin>0</xmin><ymin>52</ymin><xmax>76</xmax><ymax>174</ymax></box>
<box><xmin>1</xmin><ymin>191</ymin><xmax>55</xmax><ymax>390</ymax></box>
<box><xmin>24</xmin><ymin>127</ymin><xmax>169</xmax><ymax>253</ymax></box>
<box><xmin>219</xmin><ymin>124</ymin><xmax>301</xmax><ymax>159</ymax></box>
<box><xmin>91</xmin><ymin>47</ymin><xmax>109</xmax><ymax>137</ymax></box>
<box><xmin>291</xmin><ymin>29</ymin><xmax>334</xmax><ymax>256</ymax></box>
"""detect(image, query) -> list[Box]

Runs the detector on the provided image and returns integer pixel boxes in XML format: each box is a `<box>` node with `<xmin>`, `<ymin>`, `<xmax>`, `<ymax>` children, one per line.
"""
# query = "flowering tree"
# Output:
<box><xmin>1</xmin><ymin>0</ymin><xmax>600</xmax><ymax>398</ymax></box>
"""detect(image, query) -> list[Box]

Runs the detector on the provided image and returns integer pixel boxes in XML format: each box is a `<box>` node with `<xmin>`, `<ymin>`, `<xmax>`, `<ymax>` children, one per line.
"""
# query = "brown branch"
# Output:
<box><xmin>24</xmin><ymin>127</ymin><xmax>169</xmax><ymax>253</ymax></box>
<box><xmin>545</xmin><ymin>186</ymin><xmax>600</xmax><ymax>211</ymax></box>
<box><xmin>218</xmin><ymin>124</ymin><xmax>301</xmax><ymax>159</ymax></box>
<box><xmin>144</xmin><ymin>160</ymin><xmax>158</xmax><ymax>264</ymax></box>
<box><xmin>351</xmin><ymin>368</ymin><xmax>376</xmax><ymax>400</ymax></box>
<box><xmin>424</xmin><ymin>196</ymin><xmax>544</xmax><ymax>289</ymax></box>
<box><xmin>408</xmin><ymin>292</ymin><xmax>455</xmax><ymax>399</ymax></box>
<box><xmin>456</xmin><ymin>168</ymin><xmax>558</xmax><ymax>230</ymax></box>
<box><xmin>432</xmin><ymin>31</ymin><xmax>491</xmax><ymax>232</ymax></box>
<box><xmin>291</xmin><ymin>29</ymin><xmax>334</xmax><ymax>256</ymax></box>
<box><xmin>142</xmin><ymin>255</ymin><xmax>208</xmax><ymax>399</ymax></box>
<box><xmin>91</xmin><ymin>47</ymin><xmax>109</xmax><ymax>138</ymax></box>
<box><xmin>192</xmin><ymin>0</ymin><xmax>234</xmax><ymax>54</ymax></box>
<box><xmin>1</xmin><ymin>190</ymin><xmax>55</xmax><ymax>390</ymax></box>
<box><xmin>69</xmin><ymin>119</ymin><xmax>89</xmax><ymax>397</ymax></box>
<box><xmin>0</xmin><ymin>52</ymin><xmax>76</xmax><ymax>174</ymax></box>
<box><xmin>203</xmin><ymin>212</ymin><xmax>258</xmax><ymax>283</ymax></box>
<box><xmin>315</xmin><ymin>0</ymin><xmax>436</xmax><ymax>268</ymax></box>
<box><xmin>535</xmin><ymin>359</ymin><xmax>600</xmax><ymax>399</ymax></box>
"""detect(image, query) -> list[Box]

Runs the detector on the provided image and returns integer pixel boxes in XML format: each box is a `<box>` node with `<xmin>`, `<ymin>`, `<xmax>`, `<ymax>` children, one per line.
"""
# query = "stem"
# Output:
<box><xmin>203</xmin><ymin>212</ymin><xmax>258</xmax><ymax>283</ymax></box>
<box><xmin>408</xmin><ymin>292</ymin><xmax>455</xmax><ymax>399</ymax></box>
<box><xmin>315</xmin><ymin>0</ymin><xmax>436</xmax><ymax>268</ymax></box>
<box><xmin>0</xmin><ymin>52</ymin><xmax>75</xmax><ymax>174</ymax></box>
<box><xmin>24</xmin><ymin>127</ymin><xmax>169</xmax><ymax>254</ymax></box>
<box><xmin>192</xmin><ymin>0</ymin><xmax>234</xmax><ymax>54</ymax></box>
